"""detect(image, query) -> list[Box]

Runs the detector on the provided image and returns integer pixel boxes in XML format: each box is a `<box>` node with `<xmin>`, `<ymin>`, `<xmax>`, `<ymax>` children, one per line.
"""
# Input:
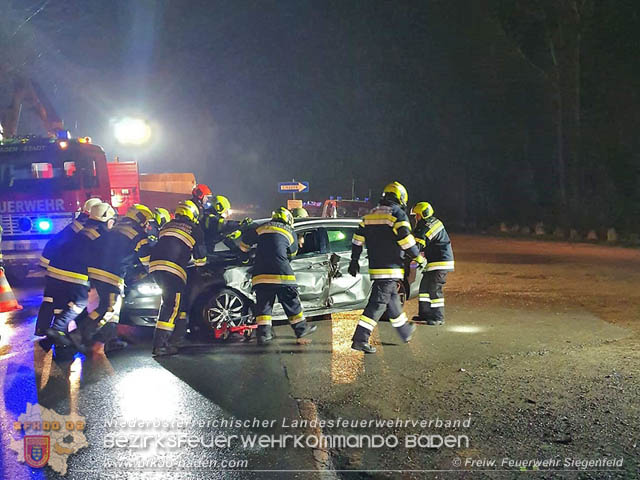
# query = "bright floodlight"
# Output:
<box><xmin>114</xmin><ymin>117</ymin><xmax>152</xmax><ymax>145</ymax></box>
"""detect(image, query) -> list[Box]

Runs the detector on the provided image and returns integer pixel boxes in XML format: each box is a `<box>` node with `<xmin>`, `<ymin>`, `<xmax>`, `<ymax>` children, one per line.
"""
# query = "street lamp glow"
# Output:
<box><xmin>114</xmin><ymin>117</ymin><xmax>152</xmax><ymax>145</ymax></box>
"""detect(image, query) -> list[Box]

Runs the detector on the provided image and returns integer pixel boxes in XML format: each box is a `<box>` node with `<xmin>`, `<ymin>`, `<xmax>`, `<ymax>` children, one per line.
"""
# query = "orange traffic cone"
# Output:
<box><xmin>0</xmin><ymin>269</ymin><xmax>23</xmax><ymax>312</ymax></box>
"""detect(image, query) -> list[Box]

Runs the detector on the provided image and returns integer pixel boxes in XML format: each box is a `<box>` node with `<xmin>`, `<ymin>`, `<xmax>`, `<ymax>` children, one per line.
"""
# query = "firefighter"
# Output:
<box><xmin>35</xmin><ymin>197</ymin><xmax>102</xmax><ymax>335</ymax></box>
<box><xmin>411</xmin><ymin>202</ymin><xmax>454</xmax><ymax>325</ymax></box>
<box><xmin>191</xmin><ymin>184</ymin><xmax>213</xmax><ymax>220</ymax></box>
<box><xmin>291</xmin><ymin>207</ymin><xmax>309</xmax><ymax>218</ymax></box>
<box><xmin>78</xmin><ymin>204</ymin><xmax>154</xmax><ymax>351</ymax></box>
<box><xmin>203</xmin><ymin>195</ymin><xmax>250</xmax><ymax>251</ymax></box>
<box><xmin>239</xmin><ymin>207</ymin><xmax>317</xmax><ymax>345</ymax></box>
<box><xmin>349</xmin><ymin>182</ymin><xmax>426</xmax><ymax>353</ymax></box>
<box><xmin>45</xmin><ymin>203</ymin><xmax>116</xmax><ymax>346</ymax></box>
<box><xmin>39</xmin><ymin>197</ymin><xmax>102</xmax><ymax>269</ymax></box>
<box><xmin>150</xmin><ymin>200</ymin><xmax>207</xmax><ymax>356</ymax></box>
<box><xmin>148</xmin><ymin>207</ymin><xmax>171</xmax><ymax>246</ymax></box>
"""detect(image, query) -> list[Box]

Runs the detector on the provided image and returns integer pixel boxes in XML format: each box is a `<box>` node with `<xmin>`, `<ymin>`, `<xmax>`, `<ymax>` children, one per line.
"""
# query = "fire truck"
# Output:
<box><xmin>0</xmin><ymin>76</ymin><xmax>196</xmax><ymax>281</ymax></box>
<box><xmin>0</xmin><ymin>133</ymin><xmax>111</xmax><ymax>280</ymax></box>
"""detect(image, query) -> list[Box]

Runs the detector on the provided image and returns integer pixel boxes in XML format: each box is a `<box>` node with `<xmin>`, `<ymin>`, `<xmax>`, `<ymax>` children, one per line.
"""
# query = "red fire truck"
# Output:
<box><xmin>0</xmin><ymin>132</ymin><xmax>111</xmax><ymax>280</ymax></box>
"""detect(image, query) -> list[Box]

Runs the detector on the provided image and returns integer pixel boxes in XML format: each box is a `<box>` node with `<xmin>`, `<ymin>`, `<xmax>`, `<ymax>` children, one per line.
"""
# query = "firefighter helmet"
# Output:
<box><xmin>382</xmin><ymin>181</ymin><xmax>408</xmax><ymax>207</ymax></box>
<box><xmin>154</xmin><ymin>207</ymin><xmax>171</xmax><ymax>227</ymax></box>
<box><xmin>212</xmin><ymin>195</ymin><xmax>231</xmax><ymax>215</ymax></box>
<box><xmin>271</xmin><ymin>207</ymin><xmax>294</xmax><ymax>226</ymax></box>
<box><xmin>82</xmin><ymin>197</ymin><xmax>102</xmax><ymax>214</ymax></box>
<box><xmin>90</xmin><ymin>203</ymin><xmax>116</xmax><ymax>223</ymax></box>
<box><xmin>291</xmin><ymin>207</ymin><xmax>309</xmax><ymax>218</ymax></box>
<box><xmin>125</xmin><ymin>204</ymin><xmax>154</xmax><ymax>226</ymax></box>
<box><xmin>175</xmin><ymin>200</ymin><xmax>200</xmax><ymax>223</ymax></box>
<box><xmin>192</xmin><ymin>184</ymin><xmax>212</xmax><ymax>203</ymax></box>
<box><xmin>411</xmin><ymin>202</ymin><xmax>434</xmax><ymax>220</ymax></box>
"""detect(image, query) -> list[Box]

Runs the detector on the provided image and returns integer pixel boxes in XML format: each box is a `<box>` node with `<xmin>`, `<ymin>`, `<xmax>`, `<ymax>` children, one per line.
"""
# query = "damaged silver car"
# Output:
<box><xmin>122</xmin><ymin>218</ymin><xmax>424</xmax><ymax>338</ymax></box>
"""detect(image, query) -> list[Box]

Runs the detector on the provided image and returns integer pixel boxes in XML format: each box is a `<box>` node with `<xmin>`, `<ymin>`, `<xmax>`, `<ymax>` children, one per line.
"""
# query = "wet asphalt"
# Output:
<box><xmin>0</xmin><ymin>279</ymin><xmax>631</xmax><ymax>479</ymax></box>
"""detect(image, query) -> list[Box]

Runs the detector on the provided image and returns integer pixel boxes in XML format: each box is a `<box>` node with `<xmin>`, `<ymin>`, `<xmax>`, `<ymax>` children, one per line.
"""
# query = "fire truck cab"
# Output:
<box><xmin>0</xmin><ymin>133</ymin><xmax>110</xmax><ymax>280</ymax></box>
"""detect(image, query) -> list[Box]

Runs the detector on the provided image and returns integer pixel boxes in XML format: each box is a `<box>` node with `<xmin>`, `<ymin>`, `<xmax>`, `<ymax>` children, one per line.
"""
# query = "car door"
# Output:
<box><xmin>326</xmin><ymin>226</ymin><xmax>371</xmax><ymax>309</ymax></box>
<box><xmin>271</xmin><ymin>226</ymin><xmax>330</xmax><ymax>317</ymax></box>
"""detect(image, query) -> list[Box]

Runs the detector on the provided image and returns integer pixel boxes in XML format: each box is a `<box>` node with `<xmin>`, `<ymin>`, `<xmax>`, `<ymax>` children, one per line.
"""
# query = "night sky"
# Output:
<box><xmin>2</xmin><ymin>0</ymin><xmax>639</xmax><ymax>230</ymax></box>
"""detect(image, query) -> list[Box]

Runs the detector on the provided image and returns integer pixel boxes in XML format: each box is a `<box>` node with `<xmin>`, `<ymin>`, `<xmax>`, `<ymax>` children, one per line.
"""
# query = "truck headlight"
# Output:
<box><xmin>136</xmin><ymin>283</ymin><xmax>162</xmax><ymax>296</ymax></box>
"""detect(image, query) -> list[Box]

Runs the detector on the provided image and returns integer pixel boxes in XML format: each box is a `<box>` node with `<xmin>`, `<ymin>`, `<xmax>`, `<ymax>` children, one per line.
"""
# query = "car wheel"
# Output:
<box><xmin>192</xmin><ymin>288</ymin><xmax>254</xmax><ymax>340</ymax></box>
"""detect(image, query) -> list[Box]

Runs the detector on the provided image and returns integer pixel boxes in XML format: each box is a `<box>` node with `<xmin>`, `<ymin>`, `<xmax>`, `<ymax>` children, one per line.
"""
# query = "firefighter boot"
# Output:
<box><xmin>256</xmin><ymin>324</ymin><xmax>274</xmax><ymax>345</ymax></box>
<box><xmin>152</xmin><ymin>329</ymin><xmax>178</xmax><ymax>356</ymax></box>
<box><xmin>351</xmin><ymin>341</ymin><xmax>377</xmax><ymax>354</ymax></box>
<box><xmin>397</xmin><ymin>322</ymin><xmax>417</xmax><ymax>343</ymax></box>
<box><xmin>46</xmin><ymin>328</ymin><xmax>74</xmax><ymax>347</ymax></box>
<box><xmin>293</xmin><ymin>320</ymin><xmax>317</xmax><ymax>339</ymax></box>
<box><xmin>169</xmin><ymin>314</ymin><xmax>190</xmax><ymax>348</ymax></box>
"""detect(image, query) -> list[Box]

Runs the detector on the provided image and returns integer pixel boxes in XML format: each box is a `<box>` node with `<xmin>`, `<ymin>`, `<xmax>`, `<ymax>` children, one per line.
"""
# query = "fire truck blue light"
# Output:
<box><xmin>37</xmin><ymin>219</ymin><xmax>53</xmax><ymax>233</ymax></box>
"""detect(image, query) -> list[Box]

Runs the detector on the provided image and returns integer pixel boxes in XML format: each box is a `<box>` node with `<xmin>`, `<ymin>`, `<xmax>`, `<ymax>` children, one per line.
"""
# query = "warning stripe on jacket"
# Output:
<box><xmin>149</xmin><ymin>260</ymin><xmax>188</xmax><ymax>283</ymax></box>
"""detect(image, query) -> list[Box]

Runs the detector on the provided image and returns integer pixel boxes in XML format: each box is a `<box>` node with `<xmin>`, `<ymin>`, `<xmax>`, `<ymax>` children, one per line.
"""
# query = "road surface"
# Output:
<box><xmin>1</xmin><ymin>235</ymin><xmax>638</xmax><ymax>479</ymax></box>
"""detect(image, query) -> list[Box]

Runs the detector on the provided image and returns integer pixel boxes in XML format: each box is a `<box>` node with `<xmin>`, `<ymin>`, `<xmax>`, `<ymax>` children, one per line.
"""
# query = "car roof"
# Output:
<box><xmin>253</xmin><ymin>217</ymin><xmax>362</xmax><ymax>229</ymax></box>
<box><xmin>293</xmin><ymin>217</ymin><xmax>362</xmax><ymax>229</ymax></box>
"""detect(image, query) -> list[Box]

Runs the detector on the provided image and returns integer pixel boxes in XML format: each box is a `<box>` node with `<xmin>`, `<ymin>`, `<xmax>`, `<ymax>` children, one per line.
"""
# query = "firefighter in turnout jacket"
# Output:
<box><xmin>411</xmin><ymin>202</ymin><xmax>454</xmax><ymax>325</ymax></box>
<box><xmin>35</xmin><ymin>197</ymin><xmax>102</xmax><ymax>335</ymax></box>
<box><xmin>45</xmin><ymin>203</ymin><xmax>116</xmax><ymax>346</ymax></box>
<box><xmin>203</xmin><ymin>195</ymin><xmax>247</xmax><ymax>251</ymax></box>
<box><xmin>39</xmin><ymin>197</ymin><xmax>103</xmax><ymax>270</ymax></box>
<box><xmin>349</xmin><ymin>182</ymin><xmax>426</xmax><ymax>353</ymax></box>
<box><xmin>148</xmin><ymin>207</ymin><xmax>171</xmax><ymax>246</ymax></box>
<box><xmin>151</xmin><ymin>200</ymin><xmax>207</xmax><ymax>356</ymax></box>
<box><xmin>79</xmin><ymin>204</ymin><xmax>153</xmax><ymax>348</ymax></box>
<box><xmin>239</xmin><ymin>207</ymin><xmax>317</xmax><ymax>345</ymax></box>
<box><xmin>191</xmin><ymin>184</ymin><xmax>213</xmax><ymax>221</ymax></box>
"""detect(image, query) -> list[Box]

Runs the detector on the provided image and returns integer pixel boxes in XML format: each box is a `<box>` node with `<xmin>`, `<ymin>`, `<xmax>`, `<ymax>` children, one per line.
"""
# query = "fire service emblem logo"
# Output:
<box><xmin>24</xmin><ymin>436</ymin><xmax>50</xmax><ymax>468</ymax></box>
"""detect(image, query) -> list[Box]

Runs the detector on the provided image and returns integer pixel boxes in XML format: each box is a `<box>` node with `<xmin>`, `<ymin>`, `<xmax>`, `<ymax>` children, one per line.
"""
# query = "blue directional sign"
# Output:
<box><xmin>278</xmin><ymin>181</ymin><xmax>309</xmax><ymax>194</ymax></box>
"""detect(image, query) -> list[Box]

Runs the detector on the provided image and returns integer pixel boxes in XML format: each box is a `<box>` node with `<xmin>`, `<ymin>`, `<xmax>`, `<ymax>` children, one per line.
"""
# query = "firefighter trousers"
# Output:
<box><xmin>36</xmin><ymin>277</ymin><xmax>67</xmax><ymax>334</ymax></box>
<box><xmin>254</xmin><ymin>284</ymin><xmax>308</xmax><ymax>339</ymax></box>
<box><xmin>77</xmin><ymin>280</ymin><xmax>123</xmax><ymax>344</ymax></box>
<box><xmin>417</xmin><ymin>271</ymin><xmax>448</xmax><ymax>322</ymax></box>
<box><xmin>353</xmin><ymin>279</ymin><xmax>413</xmax><ymax>344</ymax></box>
<box><xmin>152</xmin><ymin>271</ymin><xmax>188</xmax><ymax>350</ymax></box>
<box><xmin>50</xmin><ymin>280</ymin><xmax>89</xmax><ymax>333</ymax></box>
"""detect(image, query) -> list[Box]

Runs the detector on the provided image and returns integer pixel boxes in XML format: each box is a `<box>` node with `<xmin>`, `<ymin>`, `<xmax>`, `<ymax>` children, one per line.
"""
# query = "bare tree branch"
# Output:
<box><xmin>12</xmin><ymin>0</ymin><xmax>51</xmax><ymax>37</ymax></box>
<box><xmin>491</xmin><ymin>16</ymin><xmax>557</xmax><ymax>87</ymax></box>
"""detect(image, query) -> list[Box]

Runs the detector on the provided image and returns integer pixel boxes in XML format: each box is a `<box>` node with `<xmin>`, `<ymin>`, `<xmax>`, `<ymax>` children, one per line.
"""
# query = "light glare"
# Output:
<box><xmin>114</xmin><ymin>117</ymin><xmax>152</xmax><ymax>145</ymax></box>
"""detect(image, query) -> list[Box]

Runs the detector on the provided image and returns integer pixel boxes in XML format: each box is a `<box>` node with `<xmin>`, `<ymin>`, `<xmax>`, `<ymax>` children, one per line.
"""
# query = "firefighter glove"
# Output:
<box><xmin>348</xmin><ymin>259</ymin><xmax>360</xmax><ymax>277</ymax></box>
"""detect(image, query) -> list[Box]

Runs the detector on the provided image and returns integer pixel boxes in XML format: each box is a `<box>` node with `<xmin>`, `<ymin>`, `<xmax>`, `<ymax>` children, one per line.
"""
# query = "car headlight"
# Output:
<box><xmin>136</xmin><ymin>283</ymin><xmax>162</xmax><ymax>296</ymax></box>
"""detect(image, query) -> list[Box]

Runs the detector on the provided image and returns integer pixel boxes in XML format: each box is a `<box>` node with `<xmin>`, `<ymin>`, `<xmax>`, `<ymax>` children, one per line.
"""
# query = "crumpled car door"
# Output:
<box><xmin>327</xmin><ymin>253</ymin><xmax>370</xmax><ymax>310</ymax></box>
<box><xmin>271</xmin><ymin>228</ymin><xmax>331</xmax><ymax>317</ymax></box>
<box><xmin>325</xmin><ymin>226</ymin><xmax>371</xmax><ymax>309</ymax></box>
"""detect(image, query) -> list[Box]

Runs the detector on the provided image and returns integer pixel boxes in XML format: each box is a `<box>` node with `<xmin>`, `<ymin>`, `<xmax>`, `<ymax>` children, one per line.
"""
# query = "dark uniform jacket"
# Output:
<box><xmin>413</xmin><ymin>216</ymin><xmax>454</xmax><ymax>271</ymax></box>
<box><xmin>351</xmin><ymin>200</ymin><xmax>421</xmax><ymax>280</ymax></box>
<box><xmin>46</xmin><ymin>219</ymin><xmax>109</xmax><ymax>286</ymax></box>
<box><xmin>203</xmin><ymin>212</ymin><xmax>241</xmax><ymax>249</ymax></box>
<box><xmin>149</xmin><ymin>217</ymin><xmax>207</xmax><ymax>283</ymax></box>
<box><xmin>87</xmin><ymin>218</ymin><xmax>151</xmax><ymax>288</ymax></box>
<box><xmin>0</xmin><ymin>225</ymin><xmax>3</xmax><ymax>269</ymax></box>
<box><xmin>239</xmin><ymin>221</ymin><xmax>298</xmax><ymax>286</ymax></box>
<box><xmin>39</xmin><ymin>213</ymin><xmax>87</xmax><ymax>269</ymax></box>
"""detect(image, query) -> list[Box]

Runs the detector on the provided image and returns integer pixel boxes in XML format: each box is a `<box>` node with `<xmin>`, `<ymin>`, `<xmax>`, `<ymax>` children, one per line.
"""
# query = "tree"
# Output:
<box><xmin>494</xmin><ymin>0</ymin><xmax>593</xmax><ymax>225</ymax></box>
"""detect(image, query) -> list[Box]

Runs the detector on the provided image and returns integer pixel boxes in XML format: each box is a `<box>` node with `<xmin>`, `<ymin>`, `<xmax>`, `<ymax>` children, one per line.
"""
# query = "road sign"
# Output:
<box><xmin>287</xmin><ymin>199</ymin><xmax>303</xmax><ymax>210</ymax></box>
<box><xmin>278</xmin><ymin>181</ymin><xmax>309</xmax><ymax>194</ymax></box>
